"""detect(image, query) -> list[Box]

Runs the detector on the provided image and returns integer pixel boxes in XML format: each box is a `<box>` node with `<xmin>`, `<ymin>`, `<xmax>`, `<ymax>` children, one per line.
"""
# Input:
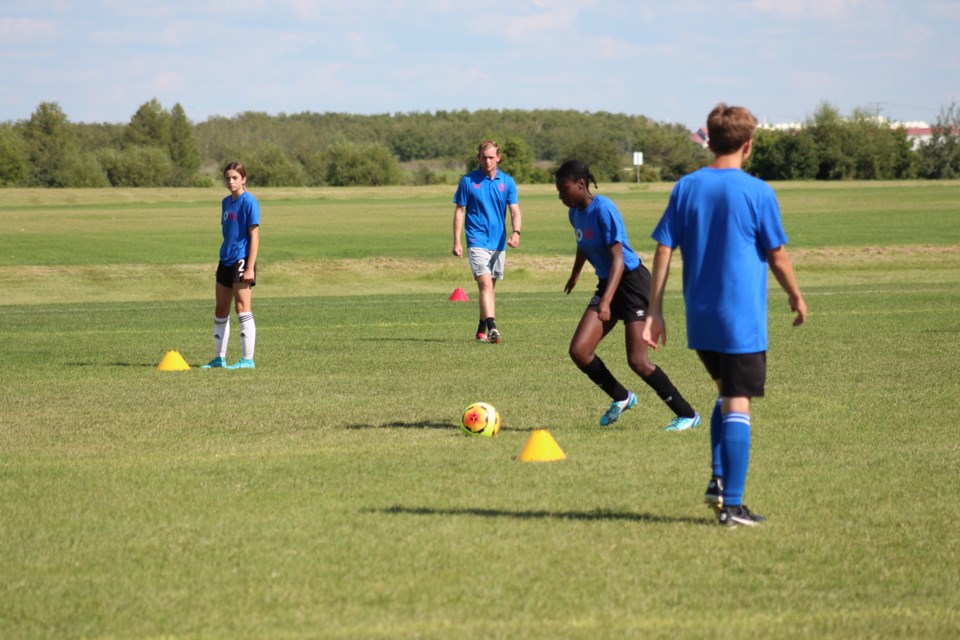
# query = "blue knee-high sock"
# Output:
<box><xmin>710</xmin><ymin>397</ymin><xmax>723</xmax><ymax>478</ymax></box>
<box><xmin>720</xmin><ymin>412</ymin><xmax>751</xmax><ymax>507</ymax></box>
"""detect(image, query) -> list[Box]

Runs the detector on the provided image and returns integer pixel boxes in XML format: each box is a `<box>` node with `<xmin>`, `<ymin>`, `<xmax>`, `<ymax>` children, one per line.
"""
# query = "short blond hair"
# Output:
<box><xmin>477</xmin><ymin>140</ymin><xmax>500</xmax><ymax>156</ymax></box>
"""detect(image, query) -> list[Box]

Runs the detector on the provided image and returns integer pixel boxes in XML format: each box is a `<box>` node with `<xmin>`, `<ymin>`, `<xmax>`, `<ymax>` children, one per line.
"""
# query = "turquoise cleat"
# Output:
<box><xmin>599</xmin><ymin>391</ymin><xmax>637</xmax><ymax>426</ymax></box>
<box><xmin>664</xmin><ymin>412</ymin><xmax>701</xmax><ymax>432</ymax></box>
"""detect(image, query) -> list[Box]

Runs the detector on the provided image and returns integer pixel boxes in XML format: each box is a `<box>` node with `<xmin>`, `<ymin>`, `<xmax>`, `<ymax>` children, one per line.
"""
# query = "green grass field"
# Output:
<box><xmin>1</xmin><ymin>182</ymin><xmax>959</xmax><ymax>638</ymax></box>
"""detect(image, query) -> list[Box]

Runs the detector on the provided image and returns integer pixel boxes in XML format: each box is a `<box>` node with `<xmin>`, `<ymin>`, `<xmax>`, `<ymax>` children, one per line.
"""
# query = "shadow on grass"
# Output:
<box><xmin>346</xmin><ymin>420</ymin><xmax>538</xmax><ymax>433</ymax></box>
<box><xmin>66</xmin><ymin>361</ymin><xmax>156</xmax><ymax>367</ymax></box>
<box><xmin>358</xmin><ymin>337</ymin><xmax>450</xmax><ymax>343</ymax></box>
<box><xmin>346</xmin><ymin>420</ymin><xmax>453</xmax><ymax>430</ymax></box>
<box><xmin>371</xmin><ymin>505</ymin><xmax>712</xmax><ymax>526</ymax></box>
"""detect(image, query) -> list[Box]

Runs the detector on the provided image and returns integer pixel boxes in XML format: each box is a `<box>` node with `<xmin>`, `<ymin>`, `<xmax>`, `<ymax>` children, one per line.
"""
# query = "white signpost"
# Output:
<box><xmin>633</xmin><ymin>151</ymin><xmax>644</xmax><ymax>183</ymax></box>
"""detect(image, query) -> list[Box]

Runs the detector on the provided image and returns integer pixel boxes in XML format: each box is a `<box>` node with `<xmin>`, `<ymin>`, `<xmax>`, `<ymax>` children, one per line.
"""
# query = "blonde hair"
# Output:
<box><xmin>477</xmin><ymin>140</ymin><xmax>500</xmax><ymax>156</ymax></box>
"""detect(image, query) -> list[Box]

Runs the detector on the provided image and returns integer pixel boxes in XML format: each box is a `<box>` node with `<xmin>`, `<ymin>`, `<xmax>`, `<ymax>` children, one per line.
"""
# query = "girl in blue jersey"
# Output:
<box><xmin>556</xmin><ymin>160</ymin><xmax>699</xmax><ymax>430</ymax></box>
<box><xmin>201</xmin><ymin>161</ymin><xmax>260</xmax><ymax>370</ymax></box>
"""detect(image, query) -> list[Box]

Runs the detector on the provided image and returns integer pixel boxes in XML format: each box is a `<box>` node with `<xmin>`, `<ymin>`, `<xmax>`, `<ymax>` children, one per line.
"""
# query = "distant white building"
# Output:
<box><xmin>891</xmin><ymin>121</ymin><xmax>933</xmax><ymax>148</ymax></box>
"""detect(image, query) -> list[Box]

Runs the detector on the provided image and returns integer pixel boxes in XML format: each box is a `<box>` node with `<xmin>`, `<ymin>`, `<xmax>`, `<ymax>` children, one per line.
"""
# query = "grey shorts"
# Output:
<box><xmin>468</xmin><ymin>247</ymin><xmax>505</xmax><ymax>279</ymax></box>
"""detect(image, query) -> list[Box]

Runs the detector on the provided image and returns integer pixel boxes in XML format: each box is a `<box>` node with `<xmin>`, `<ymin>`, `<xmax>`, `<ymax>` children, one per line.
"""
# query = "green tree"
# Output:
<box><xmin>75</xmin><ymin>122</ymin><xmax>126</xmax><ymax>154</ymax></box>
<box><xmin>324</xmin><ymin>142</ymin><xmax>401</xmax><ymax>186</ymax></box>
<box><xmin>556</xmin><ymin>137</ymin><xmax>623</xmax><ymax>183</ymax></box>
<box><xmin>748</xmin><ymin>128</ymin><xmax>818</xmax><ymax>180</ymax></box>
<box><xmin>632</xmin><ymin>121</ymin><xmax>709</xmax><ymax>181</ymax></box>
<box><xmin>96</xmin><ymin>146</ymin><xmax>175</xmax><ymax>187</ymax></box>
<box><xmin>390</xmin><ymin>119</ymin><xmax>446</xmax><ymax>162</ymax></box>
<box><xmin>890</xmin><ymin>125</ymin><xmax>918</xmax><ymax>179</ymax></box>
<box><xmin>747</xmin><ymin>129</ymin><xmax>785</xmax><ymax>180</ymax></box>
<box><xmin>60</xmin><ymin>152</ymin><xmax>110</xmax><ymax>187</ymax></box>
<box><xmin>126</xmin><ymin>98</ymin><xmax>171</xmax><ymax>149</ymax></box>
<box><xmin>785</xmin><ymin>130</ymin><xmax>821</xmax><ymax>180</ymax></box>
<box><xmin>497</xmin><ymin>134</ymin><xmax>541</xmax><ymax>183</ymax></box>
<box><xmin>168</xmin><ymin>103</ymin><xmax>201</xmax><ymax>185</ymax></box>
<box><xmin>298</xmin><ymin>149</ymin><xmax>329</xmax><ymax>187</ymax></box>
<box><xmin>0</xmin><ymin>124</ymin><xmax>29</xmax><ymax>186</ymax></box>
<box><xmin>807</xmin><ymin>102</ymin><xmax>857</xmax><ymax>180</ymax></box>
<box><xmin>407</xmin><ymin>163</ymin><xmax>445</xmax><ymax>186</ymax></box>
<box><xmin>22</xmin><ymin>101</ymin><xmax>75</xmax><ymax>186</ymax></box>
<box><xmin>848</xmin><ymin>109</ymin><xmax>902</xmax><ymax>179</ymax></box>
<box><xmin>919</xmin><ymin>102</ymin><xmax>960</xmax><ymax>179</ymax></box>
<box><xmin>234</xmin><ymin>142</ymin><xmax>307</xmax><ymax>186</ymax></box>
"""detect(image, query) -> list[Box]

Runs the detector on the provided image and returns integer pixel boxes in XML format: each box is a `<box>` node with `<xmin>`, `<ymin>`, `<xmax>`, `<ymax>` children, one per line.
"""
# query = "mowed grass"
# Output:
<box><xmin>1</xmin><ymin>182</ymin><xmax>959</xmax><ymax>638</ymax></box>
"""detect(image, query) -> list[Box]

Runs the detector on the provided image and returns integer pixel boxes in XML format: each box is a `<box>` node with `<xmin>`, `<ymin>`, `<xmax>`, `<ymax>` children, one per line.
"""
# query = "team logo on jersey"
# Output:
<box><xmin>473</xmin><ymin>183</ymin><xmax>481</xmax><ymax>189</ymax></box>
<box><xmin>498</xmin><ymin>183</ymin><xmax>505</xmax><ymax>192</ymax></box>
<box><xmin>575</xmin><ymin>228</ymin><xmax>583</xmax><ymax>241</ymax></box>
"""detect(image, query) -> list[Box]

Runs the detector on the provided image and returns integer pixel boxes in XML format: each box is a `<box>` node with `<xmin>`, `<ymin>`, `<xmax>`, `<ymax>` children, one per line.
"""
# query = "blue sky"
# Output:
<box><xmin>2</xmin><ymin>0</ymin><xmax>958</xmax><ymax>130</ymax></box>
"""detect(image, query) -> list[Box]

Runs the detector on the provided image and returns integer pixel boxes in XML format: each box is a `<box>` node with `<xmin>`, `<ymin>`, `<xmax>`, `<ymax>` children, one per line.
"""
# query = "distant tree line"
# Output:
<box><xmin>0</xmin><ymin>99</ymin><xmax>202</xmax><ymax>188</ymax></box>
<box><xmin>1</xmin><ymin>99</ymin><xmax>958</xmax><ymax>188</ymax></box>
<box><xmin>748</xmin><ymin>101</ymin><xmax>960</xmax><ymax>180</ymax></box>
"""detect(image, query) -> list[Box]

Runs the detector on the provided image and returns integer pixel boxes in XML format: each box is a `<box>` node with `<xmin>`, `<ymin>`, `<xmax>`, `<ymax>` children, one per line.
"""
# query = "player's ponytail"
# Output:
<box><xmin>554</xmin><ymin>159</ymin><xmax>598</xmax><ymax>192</ymax></box>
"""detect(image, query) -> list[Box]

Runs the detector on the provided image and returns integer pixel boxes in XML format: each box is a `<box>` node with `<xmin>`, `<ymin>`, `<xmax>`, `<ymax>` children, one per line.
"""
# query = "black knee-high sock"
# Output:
<box><xmin>579</xmin><ymin>356</ymin><xmax>629</xmax><ymax>402</ymax></box>
<box><xmin>642</xmin><ymin>366</ymin><xmax>695</xmax><ymax>418</ymax></box>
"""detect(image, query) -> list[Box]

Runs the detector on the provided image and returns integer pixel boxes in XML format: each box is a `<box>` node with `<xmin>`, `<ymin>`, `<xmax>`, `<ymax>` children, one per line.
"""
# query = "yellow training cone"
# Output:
<box><xmin>518</xmin><ymin>429</ymin><xmax>566</xmax><ymax>462</ymax></box>
<box><xmin>157</xmin><ymin>350</ymin><xmax>191</xmax><ymax>371</ymax></box>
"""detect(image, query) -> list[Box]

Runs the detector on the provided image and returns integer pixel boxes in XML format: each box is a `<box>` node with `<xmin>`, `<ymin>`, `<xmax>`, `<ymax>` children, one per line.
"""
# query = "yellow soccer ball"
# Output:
<box><xmin>461</xmin><ymin>402</ymin><xmax>501</xmax><ymax>437</ymax></box>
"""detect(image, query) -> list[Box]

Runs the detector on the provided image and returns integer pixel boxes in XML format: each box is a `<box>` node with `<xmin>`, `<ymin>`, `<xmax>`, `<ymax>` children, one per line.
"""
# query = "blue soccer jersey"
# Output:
<box><xmin>453</xmin><ymin>168</ymin><xmax>518</xmax><ymax>251</ymax></box>
<box><xmin>569</xmin><ymin>194</ymin><xmax>641</xmax><ymax>279</ymax></box>
<box><xmin>220</xmin><ymin>190</ymin><xmax>260</xmax><ymax>265</ymax></box>
<box><xmin>652</xmin><ymin>168</ymin><xmax>788</xmax><ymax>354</ymax></box>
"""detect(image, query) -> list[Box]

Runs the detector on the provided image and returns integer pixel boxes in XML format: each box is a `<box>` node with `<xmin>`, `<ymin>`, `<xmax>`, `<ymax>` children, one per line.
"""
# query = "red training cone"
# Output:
<box><xmin>448</xmin><ymin>287</ymin><xmax>470</xmax><ymax>301</ymax></box>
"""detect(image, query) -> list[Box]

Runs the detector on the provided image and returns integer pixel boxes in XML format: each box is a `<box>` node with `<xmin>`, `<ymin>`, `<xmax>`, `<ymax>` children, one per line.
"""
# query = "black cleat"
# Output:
<box><xmin>704</xmin><ymin>476</ymin><xmax>723</xmax><ymax>514</ymax></box>
<box><xmin>718</xmin><ymin>504</ymin><xmax>767</xmax><ymax>527</ymax></box>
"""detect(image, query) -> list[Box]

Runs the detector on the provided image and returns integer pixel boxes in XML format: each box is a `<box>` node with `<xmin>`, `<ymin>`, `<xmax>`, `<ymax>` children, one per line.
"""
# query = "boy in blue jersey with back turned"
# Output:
<box><xmin>643</xmin><ymin>104</ymin><xmax>808</xmax><ymax>527</ymax></box>
<box><xmin>452</xmin><ymin>140</ymin><xmax>522</xmax><ymax>344</ymax></box>
<box><xmin>556</xmin><ymin>160</ymin><xmax>700</xmax><ymax>431</ymax></box>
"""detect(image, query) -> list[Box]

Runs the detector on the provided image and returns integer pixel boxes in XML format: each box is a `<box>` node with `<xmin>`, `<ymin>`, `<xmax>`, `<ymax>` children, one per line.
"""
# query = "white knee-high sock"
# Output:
<box><xmin>214</xmin><ymin>316</ymin><xmax>230</xmax><ymax>358</ymax></box>
<box><xmin>238</xmin><ymin>313</ymin><xmax>256</xmax><ymax>360</ymax></box>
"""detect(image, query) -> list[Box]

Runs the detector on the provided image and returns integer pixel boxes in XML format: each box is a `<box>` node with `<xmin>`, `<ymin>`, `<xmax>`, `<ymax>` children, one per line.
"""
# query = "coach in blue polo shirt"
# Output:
<box><xmin>452</xmin><ymin>140</ymin><xmax>523</xmax><ymax>344</ymax></box>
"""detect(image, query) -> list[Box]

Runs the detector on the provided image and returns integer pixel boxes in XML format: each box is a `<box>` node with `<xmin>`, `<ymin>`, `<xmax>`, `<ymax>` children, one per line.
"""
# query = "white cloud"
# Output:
<box><xmin>0</xmin><ymin>17</ymin><xmax>58</xmax><ymax>43</ymax></box>
<box><xmin>748</xmin><ymin>0</ymin><xmax>867</xmax><ymax>19</ymax></box>
<box><xmin>926</xmin><ymin>1</ymin><xmax>960</xmax><ymax>21</ymax></box>
<box><xmin>89</xmin><ymin>30</ymin><xmax>138</xmax><ymax>46</ymax></box>
<box><xmin>503</xmin><ymin>8</ymin><xmax>578</xmax><ymax>42</ymax></box>
<box><xmin>152</xmin><ymin>71</ymin><xmax>184</xmax><ymax>92</ymax></box>
<box><xmin>0</xmin><ymin>0</ymin><xmax>954</xmax><ymax>127</ymax></box>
